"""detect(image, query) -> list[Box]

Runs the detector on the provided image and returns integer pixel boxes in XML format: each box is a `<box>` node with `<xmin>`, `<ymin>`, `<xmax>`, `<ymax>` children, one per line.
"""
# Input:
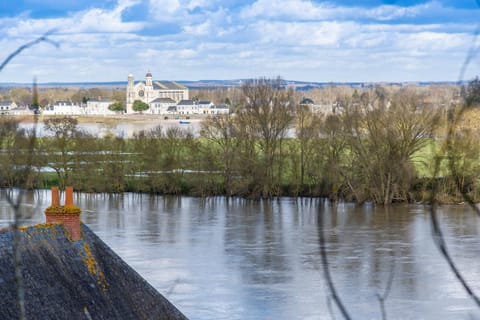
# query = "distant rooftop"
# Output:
<box><xmin>153</xmin><ymin>81</ymin><xmax>187</xmax><ymax>90</ymax></box>
<box><xmin>177</xmin><ymin>99</ymin><xmax>195</xmax><ymax>105</ymax></box>
<box><xmin>150</xmin><ymin>97</ymin><xmax>176</xmax><ymax>103</ymax></box>
<box><xmin>300</xmin><ymin>98</ymin><xmax>315</xmax><ymax>105</ymax></box>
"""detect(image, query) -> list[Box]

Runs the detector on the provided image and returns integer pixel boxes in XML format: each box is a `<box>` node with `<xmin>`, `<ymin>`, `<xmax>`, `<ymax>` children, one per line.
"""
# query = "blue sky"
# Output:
<box><xmin>0</xmin><ymin>0</ymin><xmax>479</xmax><ymax>82</ymax></box>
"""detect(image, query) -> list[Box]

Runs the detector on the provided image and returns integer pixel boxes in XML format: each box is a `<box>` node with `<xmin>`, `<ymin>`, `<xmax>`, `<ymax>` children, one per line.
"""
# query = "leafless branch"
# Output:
<box><xmin>457</xmin><ymin>25</ymin><xmax>480</xmax><ymax>85</ymax></box>
<box><xmin>326</xmin><ymin>295</ymin><xmax>338</xmax><ymax>320</ymax></box>
<box><xmin>0</xmin><ymin>31</ymin><xmax>58</xmax><ymax>320</ymax></box>
<box><xmin>430</xmin><ymin>202</ymin><xmax>480</xmax><ymax>307</ymax></box>
<box><xmin>427</xmin><ymin>18</ymin><xmax>480</xmax><ymax>309</ymax></box>
<box><xmin>318</xmin><ymin>203</ymin><xmax>352</xmax><ymax>320</ymax></box>
<box><xmin>0</xmin><ymin>30</ymin><xmax>59</xmax><ymax>74</ymax></box>
<box><xmin>8</xmin><ymin>81</ymin><xmax>40</xmax><ymax>320</ymax></box>
<box><xmin>376</xmin><ymin>251</ymin><xmax>395</xmax><ymax>320</ymax></box>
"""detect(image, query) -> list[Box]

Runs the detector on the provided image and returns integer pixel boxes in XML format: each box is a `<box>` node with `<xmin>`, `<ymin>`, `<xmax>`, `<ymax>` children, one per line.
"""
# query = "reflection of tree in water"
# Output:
<box><xmin>224</xmin><ymin>199</ymin><xmax>292</xmax><ymax>287</ymax></box>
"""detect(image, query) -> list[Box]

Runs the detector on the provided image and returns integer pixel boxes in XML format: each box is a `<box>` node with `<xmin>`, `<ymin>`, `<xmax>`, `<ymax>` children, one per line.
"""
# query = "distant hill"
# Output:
<box><xmin>0</xmin><ymin>79</ymin><xmax>463</xmax><ymax>90</ymax></box>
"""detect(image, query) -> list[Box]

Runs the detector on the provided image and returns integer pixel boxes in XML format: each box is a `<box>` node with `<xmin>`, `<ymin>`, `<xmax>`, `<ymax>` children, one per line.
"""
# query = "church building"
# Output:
<box><xmin>126</xmin><ymin>72</ymin><xmax>189</xmax><ymax>113</ymax></box>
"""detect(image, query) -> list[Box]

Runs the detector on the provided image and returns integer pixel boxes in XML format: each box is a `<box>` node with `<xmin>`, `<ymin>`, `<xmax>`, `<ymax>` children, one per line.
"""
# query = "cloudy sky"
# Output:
<box><xmin>0</xmin><ymin>0</ymin><xmax>479</xmax><ymax>83</ymax></box>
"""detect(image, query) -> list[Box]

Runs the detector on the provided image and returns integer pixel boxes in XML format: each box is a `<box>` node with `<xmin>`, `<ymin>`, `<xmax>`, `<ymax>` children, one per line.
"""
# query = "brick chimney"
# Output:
<box><xmin>45</xmin><ymin>186</ymin><xmax>82</xmax><ymax>241</ymax></box>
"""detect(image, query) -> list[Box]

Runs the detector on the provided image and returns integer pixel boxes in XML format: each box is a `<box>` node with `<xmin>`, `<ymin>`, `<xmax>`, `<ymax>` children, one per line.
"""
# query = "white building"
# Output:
<box><xmin>299</xmin><ymin>98</ymin><xmax>334</xmax><ymax>114</ymax></box>
<box><xmin>149</xmin><ymin>97</ymin><xmax>176</xmax><ymax>115</ymax></box>
<box><xmin>43</xmin><ymin>101</ymin><xmax>83</xmax><ymax>115</ymax></box>
<box><xmin>10</xmin><ymin>106</ymin><xmax>32</xmax><ymax>115</ymax></box>
<box><xmin>85</xmin><ymin>97</ymin><xmax>116</xmax><ymax>115</ymax></box>
<box><xmin>211</xmin><ymin>104</ymin><xmax>230</xmax><ymax>115</ymax></box>
<box><xmin>176</xmin><ymin>100</ymin><xmax>198</xmax><ymax>115</ymax></box>
<box><xmin>0</xmin><ymin>101</ymin><xmax>17</xmax><ymax>114</ymax></box>
<box><xmin>198</xmin><ymin>101</ymin><xmax>214</xmax><ymax>114</ymax></box>
<box><xmin>126</xmin><ymin>72</ymin><xmax>189</xmax><ymax>113</ymax></box>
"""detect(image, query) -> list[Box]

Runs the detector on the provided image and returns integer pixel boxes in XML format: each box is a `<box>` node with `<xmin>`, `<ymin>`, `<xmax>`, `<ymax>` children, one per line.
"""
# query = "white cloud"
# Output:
<box><xmin>251</xmin><ymin>21</ymin><xmax>354</xmax><ymax>47</ymax></box>
<box><xmin>240</xmin><ymin>0</ymin><xmax>329</xmax><ymax>20</ymax></box>
<box><xmin>4</xmin><ymin>0</ymin><xmax>143</xmax><ymax>36</ymax></box>
<box><xmin>149</xmin><ymin>0</ymin><xmax>181</xmax><ymax>20</ymax></box>
<box><xmin>0</xmin><ymin>0</ymin><xmax>478</xmax><ymax>82</ymax></box>
<box><xmin>240</xmin><ymin>0</ymin><xmax>439</xmax><ymax>22</ymax></box>
<box><xmin>183</xmin><ymin>20</ymin><xmax>211</xmax><ymax>36</ymax></box>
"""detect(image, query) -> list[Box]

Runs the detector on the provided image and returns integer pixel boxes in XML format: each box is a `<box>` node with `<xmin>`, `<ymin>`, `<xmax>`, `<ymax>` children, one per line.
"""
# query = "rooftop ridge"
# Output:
<box><xmin>0</xmin><ymin>223</ymin><xmax>187</xmax><ymax>319</ymax></box>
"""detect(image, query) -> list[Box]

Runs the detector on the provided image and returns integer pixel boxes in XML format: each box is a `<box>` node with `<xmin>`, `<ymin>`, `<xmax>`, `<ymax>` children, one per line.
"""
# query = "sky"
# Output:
<box><xmin>0</xmin><ymin>0</ymin><xmax>479</xmax><ymax>83</ymax></box>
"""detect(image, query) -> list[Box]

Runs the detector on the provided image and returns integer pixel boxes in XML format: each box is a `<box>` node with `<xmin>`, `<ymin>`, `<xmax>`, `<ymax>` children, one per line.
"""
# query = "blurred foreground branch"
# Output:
<box><xmin>429</xmin><ymin>23</ymin><xmax>480</xmax><ymax>309</ymax></box>
<box><xmin>0</xmin><ymin>31</ymin><xmax>58</xmax><ymax>320</ymax></box>
<box><xmin>0</xmin><ymin>30</ymin><xmax>59</xmax><ymax>73</ymax></box>
<box><xmin>318</xmin><ymin>204</ymin><xmax>352</xmax><ymax>320</ymax></box>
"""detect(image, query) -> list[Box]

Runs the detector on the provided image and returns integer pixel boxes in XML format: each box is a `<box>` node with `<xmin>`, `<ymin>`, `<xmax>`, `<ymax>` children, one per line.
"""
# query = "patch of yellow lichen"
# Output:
<box><xmin>17</xmin><ymin>224</ymin><xmax>60</xmax><ymax>243</ymax></box>
<box><xmin>45</xmin><ymin>205</ymin><xmax>81</xmax><ymax>215</ymax></box>
<box><xmin>81</xmin><ymin>242</ymin><xmax>109</xmax><ymax>291</ymax></box>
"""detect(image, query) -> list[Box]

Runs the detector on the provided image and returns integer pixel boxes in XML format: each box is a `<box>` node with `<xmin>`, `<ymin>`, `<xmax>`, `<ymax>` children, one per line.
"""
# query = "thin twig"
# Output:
<box><xmin>376</xmin><ymin>251</ymin><xmax>395</xmax><ymax>320</ymax></box>
<box><xmin>8</xmin><ymin>83</ymin><xmax>40</xmax><ymax>320</ymax></box>
<box><xmin>0</xmin><ymin>30</ymin><xmax>59</xmax><ymax>73</ymax></box>
<box><xmin>326</xmin><ymin>295</ymin><xmax>337</xmax><ymax>320</ymax></box>
<box><xmin>428</xmin><ymin>17</ymin><xmax>480</xmax><ymax>309</ymax></box>
<box><xmin>457</xmin><ymin>25</ymin><xmax>480</xmax><ymax>85</ymax></box>
<box><xmin>318</xmin><ymin>203</ymin><xmax>352</xmax><ymax>320</ymax></box>
<box><xmin>0</xmin><ymin>30</ymin><xmax>57</xmax><ymax>320</ymax></box>
<box><xmin>430</xmin><ymin>202</ymin><xmax>480</xmax><ymax>307</ymax></box>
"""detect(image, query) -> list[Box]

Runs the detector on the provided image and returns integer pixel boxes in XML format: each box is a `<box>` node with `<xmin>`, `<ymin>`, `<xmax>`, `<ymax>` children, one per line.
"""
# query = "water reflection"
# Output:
<box><xmin>1</xmin><ymin>191</ymin><xmax>480</xmax><ymax>319</ymax></box>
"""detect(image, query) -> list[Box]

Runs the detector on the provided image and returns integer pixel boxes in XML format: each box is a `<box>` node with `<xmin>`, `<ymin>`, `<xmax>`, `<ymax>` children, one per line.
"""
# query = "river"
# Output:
<box><xmin>19</xmin><ymin>119</ymin><xmax>202</xmax><ymax>137</ymax></box>
<box><xmin>1</xmin><ymin>191</ymin><xmax>480</xmax><ymax>319</ymax></box>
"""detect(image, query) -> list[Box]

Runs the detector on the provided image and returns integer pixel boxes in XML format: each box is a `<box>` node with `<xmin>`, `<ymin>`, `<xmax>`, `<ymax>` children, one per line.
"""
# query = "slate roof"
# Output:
<box><xmin>150</xmin><ymin>97</ymin><xmax>176</xmax><ymax>104</ymax></box>
<box><xmin>152</xmin><ymin>81</ymin><xmax>187</xmax><ymax>90</ymax></box>
<box><xmin>0</xmin><ymin>224</ymin><xmax>187</xmax><ymax>320</ymax></box>
<box><xmin>0</xmin><ymin>100</ymin><xmax>14</xmax><ymax>106</ymax></box>
<box><xmin>54</xmin><ymin>100</ymin><xmax>76</xmax><ymax>105</ymax></box>
<box><xmin>177</xmin><ymin>100</ymin><xmax>196</xmax><ymax>106</ymax></box>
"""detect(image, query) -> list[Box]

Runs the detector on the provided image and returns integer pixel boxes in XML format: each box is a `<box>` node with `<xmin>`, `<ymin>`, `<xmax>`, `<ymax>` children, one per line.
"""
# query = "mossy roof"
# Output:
<box><xmin>0</xmin><ymin>224</ymin><xmax>187</xmax><ymax>320</ymax></box>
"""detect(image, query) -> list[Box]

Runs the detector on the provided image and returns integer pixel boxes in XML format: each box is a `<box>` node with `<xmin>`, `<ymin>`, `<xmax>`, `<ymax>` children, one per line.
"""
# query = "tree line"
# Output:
<box><xmin>0</xmin><ymin>78</ymin><xmax>479</xmax><ymax>204</ymax></box>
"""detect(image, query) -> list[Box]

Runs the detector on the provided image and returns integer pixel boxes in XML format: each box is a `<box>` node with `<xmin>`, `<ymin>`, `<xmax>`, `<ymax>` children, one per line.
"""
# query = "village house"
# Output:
<box><xmin>211</xmin><ymin>104</ymin><xmax>230</xmax><ymax>115</ymax></box>
<box><xmin>299</xmin><ymin>97</ymin><xmax>335</xmax><ymax>114</ymax></box>
<box><xmin>43</xmin><ymin>100</ymin><xmax>83</xmax><ymax>115</ymax></box>
<box><xmin>149</xmin><ymin>97</ymin><xmax>176</xmax><ymax>115</ymax></box>
<box><xmin>198</xmin><ymin>100</ymin><xmax>214</xmax><ymax>114</ymax></box>
<box><xmin>0</xmin><ymin>100</ymin><xmax>17</xmax><ymax>114</ymax></box>
<box><xmin>9</xmin><ymin>105</ymin><xmax>31</xmax><ymax>116</ymax></box>
<box><xmin>85</xmin><ymin>97</ymin><xmax>116</xmax><ymax>115</ymax></box>
<box><xmin>176</xmin><ymin>99</ymin><xmax>198</xmax><ymax>115</ymax></box>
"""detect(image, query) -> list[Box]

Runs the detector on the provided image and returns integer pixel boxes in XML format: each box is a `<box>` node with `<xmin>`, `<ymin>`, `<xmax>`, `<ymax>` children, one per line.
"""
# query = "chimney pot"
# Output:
<box><xmin>65</xmin><ymin>186</ymin><xmax>74</xmax><ymax>206</ymax></box>
<box><xmin>45</xmin><ymin>186</ymin><xmax>81</xmax><ymax>241</ymax></box>
<box><xmin>51</xmin><ymin>186</ymin><xmax>59</xmax><ymax>207</ymax></box>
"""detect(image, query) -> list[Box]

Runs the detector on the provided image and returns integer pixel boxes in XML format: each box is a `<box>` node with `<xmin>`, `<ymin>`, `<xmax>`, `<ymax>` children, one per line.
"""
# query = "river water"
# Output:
<box><xmin>1</xmin><ymin>191</ymin><xmax>480</xmax><ymax>319</ymax></box>
<box><xmin>19</xmin><ymin>120</ymin><xmax>202</xmax><ymax>137</ymax></box>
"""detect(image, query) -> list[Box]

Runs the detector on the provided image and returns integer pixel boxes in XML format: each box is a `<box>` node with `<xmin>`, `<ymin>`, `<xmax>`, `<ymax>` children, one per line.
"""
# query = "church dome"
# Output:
<box><xmin>146</xmin><ymin>71</ymin><xmax>152</xmax><ymax>77</ymax></box>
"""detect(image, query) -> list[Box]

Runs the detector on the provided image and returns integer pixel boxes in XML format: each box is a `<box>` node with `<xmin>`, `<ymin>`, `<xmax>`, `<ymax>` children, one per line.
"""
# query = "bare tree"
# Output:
<box><xmin>341</xmin><ymin>90</ymin><xmax>440</xmax><ymax>204</ymax></box>
<box><xmin>236</xmin><ymin>77</ymin><xmax>294</xmax><ymax>197</ymax></box>
<box><xmin>43</xmin><ymin>116</ymin><xmax>81</xmax><ymax>188</ymax></box>
<box><xmin>200</xmin><ymin>114</ymin><xmax>238</xmax><ymax>195</ymax></box>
